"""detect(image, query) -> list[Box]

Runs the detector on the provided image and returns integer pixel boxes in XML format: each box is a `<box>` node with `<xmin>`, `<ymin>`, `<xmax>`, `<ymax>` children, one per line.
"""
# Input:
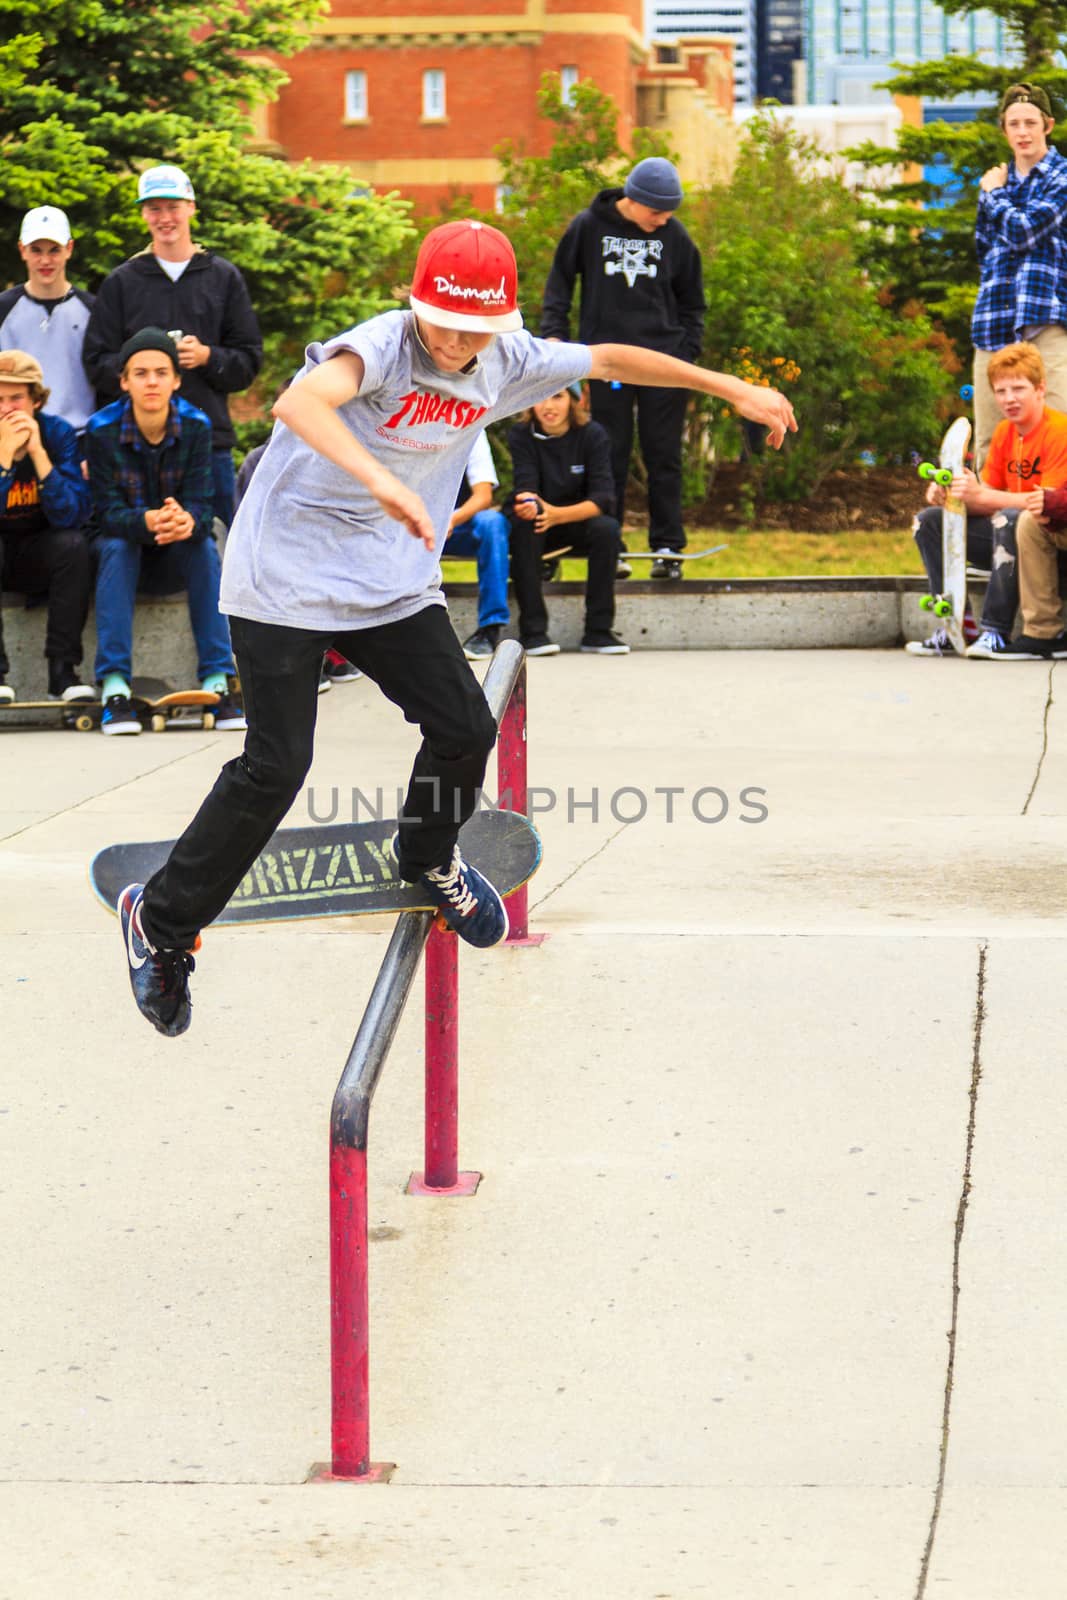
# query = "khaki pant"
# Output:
<box><xmin>973</xmin><ymin>325</ymin><xmax>1067</xmax><ymax>473</ymax></box>
<box><xmin>1017</xmin><ymin>509</ymin><xmax>1067</xmax><ymax>636</ymax></box>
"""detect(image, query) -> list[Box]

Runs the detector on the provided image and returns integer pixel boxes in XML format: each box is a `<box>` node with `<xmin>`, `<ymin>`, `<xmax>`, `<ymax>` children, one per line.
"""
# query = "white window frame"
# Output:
<box><xmin>422</xmin><ymin>68</ymin><xmax>446</xmax><ymax>120</ymax></box>
<box><xmin>344</xmin><ymin>69</ymin><xmax>367</xmax><ymax>121</ymax></box>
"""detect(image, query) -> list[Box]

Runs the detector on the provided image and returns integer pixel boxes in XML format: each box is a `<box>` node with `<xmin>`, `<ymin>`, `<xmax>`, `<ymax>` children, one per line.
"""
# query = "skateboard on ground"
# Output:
<box><xmin>917</xmin><ymin>416</ymin><xmax>971</xmax><ymax>655</ymax></box>
<box><xmin>130</xmin><ymin>678</ymin><xmax>220</xmax><ymax>732</ymax></box>
<box><xmin>0</xmin><ymin>697</ymin><xmax>105</xmax><ymax>732</ymax></box>
<box><xmin>0</xmin><ymin>679</ymin><xmax>219</xmax><ymax>732</ymax></box>
<box><xmin>89</xmin><ymin>805</ymin><xmax>541</xmax><ymax>925</ymax></box>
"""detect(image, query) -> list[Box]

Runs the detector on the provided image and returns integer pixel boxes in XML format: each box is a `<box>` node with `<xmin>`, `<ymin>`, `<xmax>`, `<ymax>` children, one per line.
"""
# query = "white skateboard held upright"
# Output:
<box><xmin>918</xmin><ymin>416</ymin><xmax>971</xmax><ymax>655</ymax></box>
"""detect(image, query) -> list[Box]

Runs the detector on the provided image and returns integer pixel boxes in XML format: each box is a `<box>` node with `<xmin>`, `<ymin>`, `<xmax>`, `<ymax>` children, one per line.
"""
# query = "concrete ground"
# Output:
<box><xmin>2</xmin><ymin>648</ymin><xmax>1065</xmax><ymax>1599</ymax></box>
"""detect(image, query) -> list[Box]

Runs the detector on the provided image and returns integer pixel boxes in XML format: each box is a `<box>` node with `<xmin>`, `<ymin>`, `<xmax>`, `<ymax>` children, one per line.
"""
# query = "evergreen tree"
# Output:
<box><xmin>0</xmin><ymin>1</ymin><xmax>414</xmax><ymax>393</ymax></box>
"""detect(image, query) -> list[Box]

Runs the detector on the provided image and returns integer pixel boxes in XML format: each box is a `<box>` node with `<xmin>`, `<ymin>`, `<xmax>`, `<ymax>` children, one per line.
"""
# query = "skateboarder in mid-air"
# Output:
<box><xmin>119</xmin><ymin>219</ymin><xmax>796</xmax><ymax>1037</ymax></box>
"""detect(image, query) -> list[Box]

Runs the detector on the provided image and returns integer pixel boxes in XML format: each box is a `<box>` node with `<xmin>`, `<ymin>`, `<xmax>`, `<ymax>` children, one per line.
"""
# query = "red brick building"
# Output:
<box><xmin>251</xmin><ymin>0</ymin><xmax>653</xmax><ymax>211</ymax></box>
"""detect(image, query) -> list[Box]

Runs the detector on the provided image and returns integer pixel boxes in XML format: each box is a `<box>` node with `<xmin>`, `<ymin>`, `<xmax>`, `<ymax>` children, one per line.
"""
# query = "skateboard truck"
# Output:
<box><xmin>917</xmin><ymin>462</ymin><xmax>953</xmax><ymax>487</ymax></box>
<box><xmin>920</xmin><ymin>592</ymin><xmax>954</xmax><ymax>618</ymax></box>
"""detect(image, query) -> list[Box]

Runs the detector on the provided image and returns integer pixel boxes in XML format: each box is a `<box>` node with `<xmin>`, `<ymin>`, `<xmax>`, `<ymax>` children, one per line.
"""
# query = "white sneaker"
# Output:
<box><xmin>905</xmin><ymin>628</ymin><xmax>955</xmax><ymax>657</ymax></box>
<box><xmin>964</xmin><ymin>629</ymin><xmax>1007</xmax><ymax>659</ymax></box>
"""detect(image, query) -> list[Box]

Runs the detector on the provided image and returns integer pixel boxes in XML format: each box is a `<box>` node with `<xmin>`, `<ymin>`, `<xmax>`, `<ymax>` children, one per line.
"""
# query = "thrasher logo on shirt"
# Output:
<box><xmin>380</xmin><ymin>390</ymin><xmax>488</xmax><ymax>440</ymax></box>
<box><xmin>5</xmin><ymin>476</ymin><xmax>40</xmax><ymax>511</ymax></box>
<box><xmin>601</xmin><ymin>236</ymin><xmax>663</xmax><ymax>287</ymax></box>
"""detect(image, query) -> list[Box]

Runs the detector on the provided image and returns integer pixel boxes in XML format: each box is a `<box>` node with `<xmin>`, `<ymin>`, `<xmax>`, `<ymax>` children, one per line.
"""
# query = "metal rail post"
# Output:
<box><xmin>406</xmin><ymin>923</ymin><xmax>480</xmax><ymax>1196</ymax></box>
<box><xmin>314</xmin><ymin>639</ymin><xmax>532</xmax><ymax>1480</ymax></box>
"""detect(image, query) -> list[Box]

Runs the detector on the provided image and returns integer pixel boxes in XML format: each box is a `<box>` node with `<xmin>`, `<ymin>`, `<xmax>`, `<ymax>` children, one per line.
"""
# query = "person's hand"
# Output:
<box><xmin>1024</xmin><ymin>487</ymin><xmax>1049</xmax><ymax>522</ymax></box>
<box><xmin>177</xmin><ymin>334</ymin><xmax>211</xmax><ymax>369</ymax></box>
<box><xmin>734</xmin><ymin>383</ymin><xmax>798</xmax><ymax>450</ymax></box>
<box><xmin>925</xmin><ymin>479</ymin><xmax>947</xmax><ymax>507</ymax></box>
<box><xmin>0</xmin><ymin>410</ymin><xmax>34</xmax><ymax>466</ymax></box>
<box><xmin>153</xmin><ymin>496</ymin><xmax>195</xmax><ymax>544</ymax></box>
<box><xmin>369</xmin><ymin>469</ymin><xmax>435</xmax><ymax>550</ymax></box>
<box><xmin>952</xmin><ymin>467</ymin><xmax>980</xmax><ymax>504</ymax></box>
<box><xmin>981</xmin><ymin>164</ymin><xmax>1009</xmax><ymax>192</ymax></box>
<box><xmin>514</xmin><ymin>492</ymin><xmax>541</xmax><ymax>523</ymax></box>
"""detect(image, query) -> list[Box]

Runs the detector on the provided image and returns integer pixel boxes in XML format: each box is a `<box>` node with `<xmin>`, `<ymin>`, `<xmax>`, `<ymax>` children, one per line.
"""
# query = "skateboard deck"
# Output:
<box><xmin>90</xmin><ymin>806</ymin><xmax>541</xmax><ymax>925</ymax></box>
<box><xmin>919</xmin><ymin>417</ymin><xmax>970</xmax><ymax>655</ymax></box>
<box><xmin>0</xmin><ymin>698</ymin><xmax>105</xmax><ymax>731</ymax></box>
<box><xmin>130</xmin><ymin>679</ymin><xmax>220</xmax><ymax>732</ymax></box>
<box><xmin>621</xmin><ymin>544</ymin><xmax>728</xmax><ymax>562</ymax></box>
<box><xmin>0</xmin><ymin>682</ymin><xmax>220</xmax><ymax>732</ymax></box>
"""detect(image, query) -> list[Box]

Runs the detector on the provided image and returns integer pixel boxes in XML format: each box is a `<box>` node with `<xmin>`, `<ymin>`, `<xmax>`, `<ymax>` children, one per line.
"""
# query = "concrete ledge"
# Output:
<box><xmin>443</xmin><ymin>576</ymin><xmax>988</xmax><ymax>652</ymax></box>
<box><xmin>1</xmin><ymin>576</ymin><xmax>999</xmax><ymax>693</ymax></box>
<box><xmin>2</xmin><ymin>591</ymin><xmax>200</xmax><ymax>699</ymax></box>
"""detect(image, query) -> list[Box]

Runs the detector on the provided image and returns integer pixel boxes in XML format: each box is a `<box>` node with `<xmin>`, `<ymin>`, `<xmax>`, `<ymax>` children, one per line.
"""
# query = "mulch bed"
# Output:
<box><xmin>626</xmin><ymin>463</ymin><xmax>918</xmax><ymax>534</ymax></box>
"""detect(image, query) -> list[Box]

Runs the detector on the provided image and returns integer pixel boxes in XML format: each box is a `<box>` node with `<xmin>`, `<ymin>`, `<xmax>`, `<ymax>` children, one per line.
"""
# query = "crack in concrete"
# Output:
<box><xmin>529</xmin><ymin>821</ymin><xmax>629</xmax><ymax>913</ymax></box>
<box><xmin>914</xmin><ymin>940</ymin><xmax>987</xmax><ymax>1599</ymax></box>
<box><xmin>1021</xmin><ymin>663</ymin><xmax>1056</xmax><ymax>815</ymax></box>
<box><xmin>0</xmin><ymin>742</ymin><xmax>218</xmax><ymax>847</ymax></box>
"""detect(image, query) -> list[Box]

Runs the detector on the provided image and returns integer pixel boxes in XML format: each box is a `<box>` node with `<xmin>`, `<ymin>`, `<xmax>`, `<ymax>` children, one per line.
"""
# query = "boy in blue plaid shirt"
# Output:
<box><xmin>85</xmin><ymin>328</ymin><xmax>244</xmax><ymax>734</ymax></box>
<box><xmin>972</xmin><ymin>83</ymin><xmax>1067</xmax><ymax>469</ymax></box>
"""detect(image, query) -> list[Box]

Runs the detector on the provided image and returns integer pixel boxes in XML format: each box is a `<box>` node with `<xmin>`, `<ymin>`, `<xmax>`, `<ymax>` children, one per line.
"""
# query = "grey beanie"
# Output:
<box><xmin>624</xmin><ymin>157</ymin><xmax>683</xmax><ymax>212</ymax></box>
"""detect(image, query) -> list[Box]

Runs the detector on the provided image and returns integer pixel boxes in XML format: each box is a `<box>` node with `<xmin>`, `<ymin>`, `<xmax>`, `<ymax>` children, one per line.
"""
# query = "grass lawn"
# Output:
<box><xmin>442</xmin><ymin>528</ymin><xmax>924</xmax><ymax>583</ymax></box>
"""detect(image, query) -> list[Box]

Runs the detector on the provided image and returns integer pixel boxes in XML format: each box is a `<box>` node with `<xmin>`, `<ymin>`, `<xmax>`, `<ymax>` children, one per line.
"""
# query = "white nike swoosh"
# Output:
<box><xmin>125</xmin><ymin>899</ymin><xmax>147</xmax><ymax>970</ymax></box>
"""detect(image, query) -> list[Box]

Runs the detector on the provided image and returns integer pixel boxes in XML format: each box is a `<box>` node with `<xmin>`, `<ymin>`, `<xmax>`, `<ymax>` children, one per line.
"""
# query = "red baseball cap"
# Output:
<box><xmin>409</xmin><ymin>220</ymin><xmax>523</xmax><ymax>334</ymax></box>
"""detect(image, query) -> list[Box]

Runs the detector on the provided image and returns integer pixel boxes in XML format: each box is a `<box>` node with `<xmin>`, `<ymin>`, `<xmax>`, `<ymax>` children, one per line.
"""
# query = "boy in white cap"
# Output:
<box><xmin>116</xmin><ymin>219</ymin><xmax>796</xmax><ymax>1038</ymax></box>
<box><xmin>0</xmin><ymin>206</ymin><xmax>96</xmax><ymax>436</ymax></box>
<box><xmin>541</xmin><ymin>156</ymin><xmax>706</xmax><ymax>579</ymax></box>
<box><xmin>83</xmin><ymin>164</ymin><xmax>262</xmax><ymax>528</ymax></box>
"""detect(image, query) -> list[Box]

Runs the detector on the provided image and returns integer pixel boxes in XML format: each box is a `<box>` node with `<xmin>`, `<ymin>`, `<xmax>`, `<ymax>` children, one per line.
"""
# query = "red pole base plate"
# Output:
<box><xmin>307</xmin><ymin>1461</ymin><xmax>396</xmax><ymax>1484</ymax></box>
<box><xmin>405</xmin><ymin>1170</ymin><xmax>482</xmax><ymax>1196</ymax></box>
<box><xmin>505</xmin><ymin>931</ymin><xmax>549</xmax><ymax>947</ymax></box>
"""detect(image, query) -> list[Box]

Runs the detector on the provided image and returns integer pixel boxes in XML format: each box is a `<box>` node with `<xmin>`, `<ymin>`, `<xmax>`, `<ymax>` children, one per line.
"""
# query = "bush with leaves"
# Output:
<box><xmin>690</xmin><ymin>114</ymin><xmax>956</xmax><ymax>503</ymax></box>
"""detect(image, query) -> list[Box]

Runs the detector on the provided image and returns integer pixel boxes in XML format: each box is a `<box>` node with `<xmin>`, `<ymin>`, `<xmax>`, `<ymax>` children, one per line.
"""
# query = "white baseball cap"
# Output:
<box><xmin>137</xmin><ymin>164</ymin><xmax>195</xmax><ymax>203</ymax></box>
<box><xmin>20</xmin><ymin>206</ymin><xmax>72</xmax><ymax>246</ymax></box>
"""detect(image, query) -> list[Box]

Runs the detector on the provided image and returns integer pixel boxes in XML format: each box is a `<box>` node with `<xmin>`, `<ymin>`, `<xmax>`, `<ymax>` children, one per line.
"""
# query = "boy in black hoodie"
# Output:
<box><xmin>541</xmin><ymin>157</ymin><xmax>705</xmax><ymax>579</ymax></box>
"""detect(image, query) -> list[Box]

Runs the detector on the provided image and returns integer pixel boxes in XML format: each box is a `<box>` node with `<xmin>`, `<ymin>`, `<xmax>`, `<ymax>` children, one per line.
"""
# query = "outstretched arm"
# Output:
<box><xmin>587</xmin><ymin>344</ymin><xmax>798</xmax><ymax>448</ymax></box>
<box><xmin>273</xmin><ymin>353</ymin><xmax>435</xmax><ymax>549</ymax></box>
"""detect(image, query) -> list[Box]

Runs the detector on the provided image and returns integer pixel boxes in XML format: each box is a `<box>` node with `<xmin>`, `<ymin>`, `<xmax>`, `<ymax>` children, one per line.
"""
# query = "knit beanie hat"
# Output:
<box><xmin>623</xmin><ymin>157</ymin><xmax>683</xmax><ymax>212</ymax></box>
<box><xmin>119</xmin><ymin>326</ymin><xmax>180</xmax><ymax>373</ymax></box>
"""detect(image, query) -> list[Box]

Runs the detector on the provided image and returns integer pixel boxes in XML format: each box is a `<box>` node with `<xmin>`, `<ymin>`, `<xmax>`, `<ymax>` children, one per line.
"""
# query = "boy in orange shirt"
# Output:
<box><xmin>906</xmin><ymin>342</ymin><xmax>1067</xmax><ymax>657</ymax></box>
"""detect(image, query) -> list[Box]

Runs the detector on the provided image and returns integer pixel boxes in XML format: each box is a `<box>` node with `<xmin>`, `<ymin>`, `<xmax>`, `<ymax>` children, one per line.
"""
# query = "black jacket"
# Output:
<box><xmin>83</xmin><ymin>248</ymin><xmax>262</xmax><ymax>450</ymax></box>
<box><xmin>507</xmin><ymin>418</ymin><xmax>616</xmax><ymax>518</ymax></box>
<box><xmin>540</xmin><ymin>188</ymin><xmax>705</xmax><ymax>361</ymax></box>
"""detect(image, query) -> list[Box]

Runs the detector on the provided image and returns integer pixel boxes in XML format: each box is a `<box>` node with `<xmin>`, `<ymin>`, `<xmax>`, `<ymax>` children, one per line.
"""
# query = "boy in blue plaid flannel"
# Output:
<box><xmin>972</xmin><ymin>83</ymin><xmax>1067</xmax><ymax>470</ymax></box>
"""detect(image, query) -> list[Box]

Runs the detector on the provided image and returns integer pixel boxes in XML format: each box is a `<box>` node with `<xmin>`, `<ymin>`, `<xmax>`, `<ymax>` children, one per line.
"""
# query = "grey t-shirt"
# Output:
<box><xmin>220</xmin><ymin>309</ymin><xmax>591</xmax><ymax>630</ymax></box>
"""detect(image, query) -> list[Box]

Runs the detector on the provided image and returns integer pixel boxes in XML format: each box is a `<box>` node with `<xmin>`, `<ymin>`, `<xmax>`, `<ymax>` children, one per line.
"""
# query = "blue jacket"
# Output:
<box><xmin>84</xmin><ymin>395</ymin><xmax>214</xmax><ymax>546</ymax></box>
<box><xmin>0</xmin><ymin>409</ymin><xmax>91</xmax><ymax>530</ymax></box>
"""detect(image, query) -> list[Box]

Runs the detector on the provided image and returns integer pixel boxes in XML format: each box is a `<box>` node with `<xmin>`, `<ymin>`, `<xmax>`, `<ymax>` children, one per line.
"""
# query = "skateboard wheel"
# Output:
<box><xmin>202</xmin><ymin>712</ymin><xmax>216</xmax><ymax>730</ymax></box>
<box><xmin>920</xmin><ymin>594</ymin><xmax>935</xmax><ymax>611</ymax></box>
<box><xmin>918</xmin><ymin>463</ymin><xmax>935</xmax><ymax>480</ymax></box>
<box><xmin>933</xmin><ymin>599</ymin><xmax>952</xmax><ymax>617</ymax></box>
<box><xmin>151</xmin><ymin>713</ymin><xmax>166</xmax><ymax>733</ymax></box>
<box><xmin>74</xmin><ymin>713</ymin><xmax>94</xmax><ymax>732</ymax></box>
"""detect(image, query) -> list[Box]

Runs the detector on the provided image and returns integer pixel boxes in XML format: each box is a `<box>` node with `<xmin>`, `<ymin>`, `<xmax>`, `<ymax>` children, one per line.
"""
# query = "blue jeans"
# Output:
<box><xmin>92</xmin><ymin>535</ymin><xmax>235</xmax><ymax>683</ymax></box>
<box><xmin>212</xmin><ymin>449</ymin><xmax>237</xmax><ymax>529</ymax></box>
<box><xmin>445</xmin><ymin>509</ymin><xmax>510</xmax><ymax>627</ymax></box>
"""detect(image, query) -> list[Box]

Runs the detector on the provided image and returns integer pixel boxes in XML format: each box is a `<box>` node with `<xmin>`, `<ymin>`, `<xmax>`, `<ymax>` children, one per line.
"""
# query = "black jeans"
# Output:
<box><xmin>0</xmin><ymin>527</ymin><xmax>90</xmax><ymax>674</ymax></box>
<box><xmin>589</xmin><ymin>380</ymin><xmax>689</xmax><ymax>551</ymax></box>
<box><xmin>141</xmin><ymin>604</ymin><xmax>497</xmax><ymax>950</ymax></box>
<box><xmin>912</xmin><ymin>506</ymin><xmax>1018</xmax><ymax>637</ymax></box>
<box><xmin>509</xmin><ymin>511</ymin><xmax>620</xmax><ymax>640</ymax></box>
